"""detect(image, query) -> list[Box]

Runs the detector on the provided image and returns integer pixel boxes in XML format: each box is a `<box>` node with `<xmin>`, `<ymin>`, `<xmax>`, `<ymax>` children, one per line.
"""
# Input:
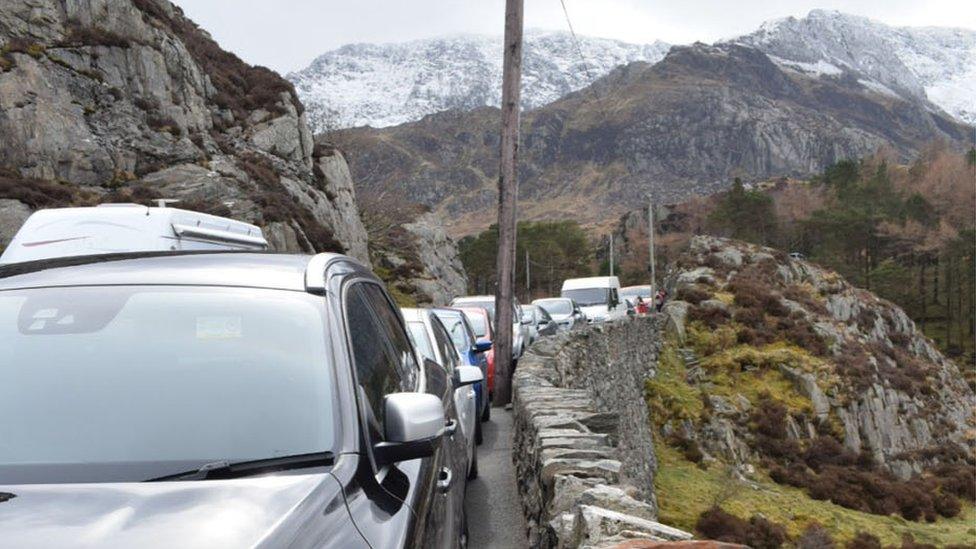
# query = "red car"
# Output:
<box><xmin>459</xmin><ymin>307</ymin><xmax>494</xmax><ymax>420</ymax></box>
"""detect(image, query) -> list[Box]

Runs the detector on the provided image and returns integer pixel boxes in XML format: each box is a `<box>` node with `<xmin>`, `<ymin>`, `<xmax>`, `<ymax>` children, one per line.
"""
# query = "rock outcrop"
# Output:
<box><xmin>660</xmin><ymin>236</ymin><xmax>975</xmax><ymax>478</ymax></box>
<box><xmin>513</xmin><ymin>319</ymin><xmax>693</xmax><ymax>548</ymax></box>
<box><xmin>0</xmin><ymin>0</ymin><xmax>367</xmax><ymax>261</ymax></box>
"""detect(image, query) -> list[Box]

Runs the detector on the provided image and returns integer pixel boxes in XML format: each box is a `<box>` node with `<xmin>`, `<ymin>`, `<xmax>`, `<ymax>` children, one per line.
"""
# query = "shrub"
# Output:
<box><xmin>62</xmin><ymin>20</ymin><xmax>131</xmax><ymax>48</ymax></box>
<box><xmin>669</xmin><ymin>434</ymin><xmax>704</xmax><ymax>464</ymax></box>
<box><xmin>846</xmin><ymin>532</ymin><xmax>882</xmax><ymax>549</ymax></box>
<box><xmin>677</xmin><ymin>285</ymin><xmax>711</xmax><ymax>305</ymax></box>
<box><xmin>695</xmin><ymin>507</ymin><xmax>786</xmax><ymax>548</ymax></box>
<box><xmin>784</xmin><ymin>284</ymin><xmax>828</xmax><ymax>315</ymax></box>
<box><xmin>0</xmin><ymin>168</ymin><xmax>90</xmax><ymax>208</ymax></box>
<box><xmin>747</xmin><ymin>515</ymin><xmax>788</xmax><ymax>549</ymax></box>
<box><xmin>696</xmin><ymin>506</ymin><xmax>749</xmax><ymax>542</ymax></box>
<box><xmin>688</xmin><ymin>304</ymin><xmax>731</xmax><ymax>329</ymax></box>
<box><xmin>147</xmin><ymin>114</ymin><xmax>182</xmax><ymax>136</ymax></box>
<box><xmin>797</xmin><ymin>523</ymin><xmax>835</xmax><ymax>549</ymax></box>
<box><xmin>932</xmin><ymin>494</ymin><xmax>962</xmax><ymax>518</ymax></box>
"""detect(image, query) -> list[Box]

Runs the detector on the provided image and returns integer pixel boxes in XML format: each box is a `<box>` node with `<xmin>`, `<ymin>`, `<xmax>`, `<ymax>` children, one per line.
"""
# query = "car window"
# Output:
<box><xmin>463</xmin><ymin>311</ymin><xmax>488</xmax><ymax>338</ymax></box>
<box><xmin>406</xmin><ymin>321</ymin><xmax>436</xmax><ymax>363</ymax></box>
<box><xmin>346</xmin><ymin>283</ymin><xmax>403</xmax><ymax>440</ymax></box>
<box><xmin>429</xmin><ymin>317</ymin><xmax>459</xmax><ymax>374</ymax></box>
<box><xmin>435</xmin><ymin>310</ymin><xmax>472</xmax><ymax>353</ymax></box>
<box><xmin>563</xmin><ymin>287</ymin><xmax>609</xmax><ymax>306</ymax></box>
<box><xmin>360</xmin><ymin>284</ymin><xmax>419</xmax><ymax>391</ymax></box>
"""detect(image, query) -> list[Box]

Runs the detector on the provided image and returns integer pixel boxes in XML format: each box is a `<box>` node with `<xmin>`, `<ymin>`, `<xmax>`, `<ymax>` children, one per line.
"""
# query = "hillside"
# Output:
<box><xmin>338</xmin><ymin>42</ymin><xmax>972</xmax><ymax>237</ymax></box>
<box><xmin>0</xmin><ymin>0</ymin><xmax>466</xmax><ymax>305</ymax></box>
<box><xmin>288</xmin><ymin>31</ymin><xmax>670</xmax><ymax>131</ymax></box>
<box><xmin>650</xmin><ymin>235</ymin><xmax>975</xmax><ymax>545</ymax></box>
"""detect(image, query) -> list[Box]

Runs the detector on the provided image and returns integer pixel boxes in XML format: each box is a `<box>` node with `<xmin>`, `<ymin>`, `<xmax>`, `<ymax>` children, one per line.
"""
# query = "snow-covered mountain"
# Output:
<box><xmin>291</xmin><ymin>11</ymin><xmax>974</xmax><ymax>132</ymax></box>
<box><xmin>288</xmin><ymin>31</ymin><xmax>671</xmax><ymax>131</ymax></box>
<box><xmin>730</xmin><ymin>10</ymin><xmax>976</xmax><ymax>125</ymax></box>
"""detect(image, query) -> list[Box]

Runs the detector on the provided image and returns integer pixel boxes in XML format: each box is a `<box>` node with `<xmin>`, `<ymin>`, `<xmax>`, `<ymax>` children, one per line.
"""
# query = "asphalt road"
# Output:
<box><xmin>465</xmin><ymin>407</ymin><xmax>529</xmax><ymax>549</ymax></box>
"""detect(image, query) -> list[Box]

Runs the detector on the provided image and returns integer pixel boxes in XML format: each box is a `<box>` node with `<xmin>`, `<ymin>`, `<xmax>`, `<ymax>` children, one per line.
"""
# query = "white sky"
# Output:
<box><xmin>173</xmin><ymin>0</ymin><xmax>976</xmax><ymax>74</ymax></box>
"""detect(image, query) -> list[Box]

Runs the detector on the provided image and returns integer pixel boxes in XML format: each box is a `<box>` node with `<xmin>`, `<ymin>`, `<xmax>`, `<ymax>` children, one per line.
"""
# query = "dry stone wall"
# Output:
<box><xmin>513</xmin><ymin>318</ymin><xmax>693</xmax><ymax>548</ymax></box>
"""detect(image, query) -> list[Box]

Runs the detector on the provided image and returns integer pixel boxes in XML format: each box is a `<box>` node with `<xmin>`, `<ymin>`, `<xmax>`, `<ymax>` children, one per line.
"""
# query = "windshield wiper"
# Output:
<box><xmin>146</xmin><ymin>451</ymin><xmax>335</xmax><ymax>482</ymax></box>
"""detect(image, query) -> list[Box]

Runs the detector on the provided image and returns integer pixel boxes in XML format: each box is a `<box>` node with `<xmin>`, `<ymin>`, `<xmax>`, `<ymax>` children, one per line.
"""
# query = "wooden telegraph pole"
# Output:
<box><xmin>493</xmin><ymin>0</ymin><xmax>523</xmax><ymax>406</ymax></box>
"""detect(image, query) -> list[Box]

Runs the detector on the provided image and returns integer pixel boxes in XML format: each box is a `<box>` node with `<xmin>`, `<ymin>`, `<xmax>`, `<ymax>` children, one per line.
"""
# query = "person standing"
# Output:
<box><xmin>655</xmin><ymin>289</ymin><xmax>666</xmax><ymax>313</ymax></box>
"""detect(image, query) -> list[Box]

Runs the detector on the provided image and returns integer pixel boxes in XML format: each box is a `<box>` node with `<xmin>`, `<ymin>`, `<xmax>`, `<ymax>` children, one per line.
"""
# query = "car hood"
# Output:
<box><xmin>0</xmin><ymin>473</ymin><xmax>340</xmax><ymax>548</ymax></box>
<box><xmin>581</xmin><ymin>305</ymin><xmax>609</xmax><ymax>319</ymax></box>
<box><xmin>550</xmin><ymin>313</ymin><xmax>573</xmax><ymax>322</ymax></box>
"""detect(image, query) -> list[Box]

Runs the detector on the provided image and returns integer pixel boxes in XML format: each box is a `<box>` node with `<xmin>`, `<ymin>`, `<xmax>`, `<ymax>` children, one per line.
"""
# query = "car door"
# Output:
<box><xmin>431</xmin><ymin>317</ymin><xmax>475</xmax><ymax>469</ymax></box>
<box><xmin>339</xmin><ymin>282</ymin><xmax>455</xmax><ymax>548</ymax></box>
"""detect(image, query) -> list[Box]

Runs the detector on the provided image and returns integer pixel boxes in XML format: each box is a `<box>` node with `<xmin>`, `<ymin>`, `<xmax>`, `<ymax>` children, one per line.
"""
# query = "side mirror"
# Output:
<box><xmin>472</xmin><ymin>339</ymin><xmax>492</xmax><ymax>353</ymax></box>
<box><xmin>454</xmin><ymin>365</ymin><xmax>484</xmax><ymax>388</ymax></box>
<box><xmin>520</xmin><ymin>314</ymin><xmax>533</xmax><ymax>325</ymax></box>
<box><xmin>373</xmin><ymin>393</ymin><xmax>444</xmax><ymax>466</ymax></box>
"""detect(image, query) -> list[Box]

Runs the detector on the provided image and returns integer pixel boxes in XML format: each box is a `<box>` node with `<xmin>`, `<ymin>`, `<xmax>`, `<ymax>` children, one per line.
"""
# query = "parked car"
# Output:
<box><xmin>449</xmin><ymin>295</ymin><xmax>529</xmax><ymax>360</ymax></box>
<box><xmin>402</xmin><ymin>308</ymin><xmax>483</xmax><ymax>479</ymax></box>
<box><xmin>433</xmin><ymin>307</ymin><xmax>492</xmax><ymax>443</ymax></box>
<box><xmin>0</xmin><ymin>204</ymin><xmax>268</xmax><ymax>265</ymax></box>
<box><xmin>620</xmin><ymin>285</ymin><xmax>652</xmax><ymax>307</ymax></box>
<box><xmin>521</xmin><ymin>304</ymin><xmax>558</xmax><ymax>343</ymax></box>
<box><xmin>532</xmin><ymin>297</ymin><xmax>587</xmax><ymax>331</ymax></box>
<box><xmin>561</xmin><ymin>276</ymin><xmax>629</xmax><ymax>323</ymax></box>
<box><xmin>458</xmin><ymin>307</ymin><xmax>495</xmax><ymax>420</ymax></box>
<box><xmin>0</xmin><ymin>251</ymin><xmax>475</xmax><ymax>548</ymax></box>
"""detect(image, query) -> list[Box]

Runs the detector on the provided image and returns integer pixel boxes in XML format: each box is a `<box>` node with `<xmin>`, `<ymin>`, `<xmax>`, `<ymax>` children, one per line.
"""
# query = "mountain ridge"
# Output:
<box><xmin>288</xmin><ymin>30</ymin><xmax>671</xmax><ymax>131</ymax></box>
<box><xmin>292</xmin><ymin>11</ymin><xmax>975</xmax><ymax>129</ymax></box>
<box><xmin>338</xmin><ymin>40</ymin><xmax>971</xmax><ymax>237</ymax></box>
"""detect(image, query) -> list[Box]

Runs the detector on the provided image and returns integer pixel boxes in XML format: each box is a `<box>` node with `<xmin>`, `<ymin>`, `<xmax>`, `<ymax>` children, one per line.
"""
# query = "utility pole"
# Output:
<box><xmin>609</xmin><ymin>233</ymin><xmax>615</xmax><ymax>277</ymax></box>
<box><xmin>648</xmin><ymin>197</ymin><xmax>656</xmax><ymax>297</ymax></box>
<box><xmin>493</xmin><ymin>0</ymin><xmax>523</xmax><ymax>407</ymax></box>
<box><xmin>525</xmin><ymin>249</ymin><xmax>530</xmax><ymax>300</ymax></box>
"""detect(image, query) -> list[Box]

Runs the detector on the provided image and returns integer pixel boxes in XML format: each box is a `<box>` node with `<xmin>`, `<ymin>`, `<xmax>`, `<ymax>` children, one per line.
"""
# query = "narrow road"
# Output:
<box><xmin>466</xmin><ymin>407</ymin><xmax>529</xmax><ymax>549</ymax></box>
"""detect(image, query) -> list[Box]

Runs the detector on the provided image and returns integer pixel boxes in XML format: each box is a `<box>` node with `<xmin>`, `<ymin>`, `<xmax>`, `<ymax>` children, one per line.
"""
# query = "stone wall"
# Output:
<box><xmin>512</xmin><ymin>318</ymin><xmax>693</xmax><ymax>548</ymax></box>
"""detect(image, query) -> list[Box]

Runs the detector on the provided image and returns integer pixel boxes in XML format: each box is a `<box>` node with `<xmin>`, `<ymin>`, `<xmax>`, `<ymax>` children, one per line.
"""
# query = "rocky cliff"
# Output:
<box><xmin>650</xmin><ymin>236</ymin><xmax>975</xmax><ymax>542</ymax></box>
<box><xmin>0</xmin><ymin>0</ymin><xmax>368</xmax><ymax>261</ymax></box>
<box><xmin>0</xmin><ymin>0</ymin><xmax>471</xmax><ymax>297</ymax></box>
<box><xmin>338</xmin><ymin>43</ymin><xmax>972</xmax><ymax>237</ymax></box>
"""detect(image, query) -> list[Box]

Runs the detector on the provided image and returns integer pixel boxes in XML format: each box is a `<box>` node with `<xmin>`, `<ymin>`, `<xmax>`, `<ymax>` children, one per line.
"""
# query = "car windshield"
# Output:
<box><xmin>0</xmin><ymin>286</ymin><xmax>336</xmax><ymax>484</ymax></box>
<box><xmin>536</xmin><ymin>300</ymin><xmax>572</xmax><ymax>315</ymax></box>
<box><xmin>462</xmin><ymin>311</ymin><xmax>488</xmax><ymax>338</ymax></box>
<box><xmin>562</xmin><ymin>288</ymin><xmax>609</xmax><ymax>306</ymax></box>
<box><xmin>407</xmin><ymin>321</ymin><xmax>436</xmax><ymax>363</ymax></box>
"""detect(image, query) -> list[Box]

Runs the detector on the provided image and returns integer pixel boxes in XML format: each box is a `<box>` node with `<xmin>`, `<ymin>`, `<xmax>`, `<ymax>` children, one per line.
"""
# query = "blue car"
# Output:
<box><xmin>433</xmin><ymin>308</ymin><xmax>491</xmax><ymax>444</ymax></box>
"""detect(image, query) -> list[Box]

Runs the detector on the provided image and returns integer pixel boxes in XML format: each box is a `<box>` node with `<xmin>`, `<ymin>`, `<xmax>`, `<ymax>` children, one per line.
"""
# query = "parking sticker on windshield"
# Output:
<box><xmin>196</xmin><ymin>316</ymin><xmax>243</xmax><ymax>340</ymax></box>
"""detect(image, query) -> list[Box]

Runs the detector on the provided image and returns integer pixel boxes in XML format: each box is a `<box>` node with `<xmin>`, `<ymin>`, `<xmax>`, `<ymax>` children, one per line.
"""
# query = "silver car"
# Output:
<box><xmin>402</xmin><ymin>308</ymin><xmax>483</xmax><ymax>479</ymax></box>
<box><xmin>532</xmin><ymin>297</ymin><xmax>586</xmax><ymax>331</ymax></box>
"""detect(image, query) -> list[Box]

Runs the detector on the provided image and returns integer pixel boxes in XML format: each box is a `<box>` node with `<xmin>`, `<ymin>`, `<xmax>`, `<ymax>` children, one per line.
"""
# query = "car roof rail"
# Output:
<box><xmin>304</xmin><ymin>252</ymin><xmax>375</xmax><ymax>295</ymax></box>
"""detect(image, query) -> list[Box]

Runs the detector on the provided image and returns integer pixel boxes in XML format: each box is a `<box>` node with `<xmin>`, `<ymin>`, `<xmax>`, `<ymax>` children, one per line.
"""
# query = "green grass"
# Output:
<box><xmin>645</xmin><ymin>344</ymin><xmax>704</xmax><ymax>425</ymax></box>
<box><xmin>654</xmin><ymin>445</ymin><xmax>976</xmax><ymax>546</ymax></box>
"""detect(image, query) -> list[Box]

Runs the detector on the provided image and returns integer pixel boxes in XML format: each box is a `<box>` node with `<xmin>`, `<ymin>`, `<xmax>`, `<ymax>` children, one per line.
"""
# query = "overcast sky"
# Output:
<box><xmin>173</xmin><ymin>0</ymin><xmax>976</xmax><ymax>74</ymax></box>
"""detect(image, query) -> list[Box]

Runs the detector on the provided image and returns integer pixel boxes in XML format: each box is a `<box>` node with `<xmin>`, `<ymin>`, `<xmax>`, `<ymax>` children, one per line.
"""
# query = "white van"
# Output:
<box><xmin>0</xmin><ymin>204</ymin><xmax>268</xmax><ymax>265</ymax></box>
<box><xmin>561</xmin><ymin>276</ymin><xmax>628</xmax><ymax>323</ymax></box>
